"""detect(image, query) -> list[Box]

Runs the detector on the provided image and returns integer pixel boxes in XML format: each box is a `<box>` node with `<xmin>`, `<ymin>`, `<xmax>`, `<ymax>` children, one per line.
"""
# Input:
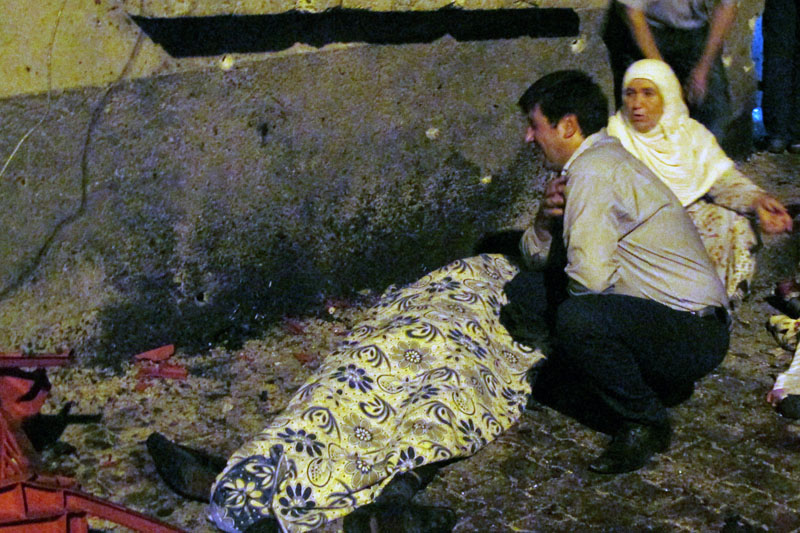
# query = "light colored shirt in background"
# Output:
<box><xmin>617</xmin><ymin>0</ymin><xmax>737</xmax><ymax>29</ymax></box>
<box><xmin>521</xmin><ymin>130</ymin><xmax>728</xmax><ymax>313</ymax></box>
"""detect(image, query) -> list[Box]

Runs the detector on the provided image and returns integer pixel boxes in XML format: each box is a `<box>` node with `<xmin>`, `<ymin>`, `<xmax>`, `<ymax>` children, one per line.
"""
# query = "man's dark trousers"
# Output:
<box><xmin>534</xmin><ymin>293</ymin><xmax>729</xmax><ymax>432</ymax></box>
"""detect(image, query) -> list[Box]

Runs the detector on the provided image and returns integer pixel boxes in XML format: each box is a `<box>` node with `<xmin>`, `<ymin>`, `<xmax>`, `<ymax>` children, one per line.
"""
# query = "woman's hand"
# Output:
<box><xmin>766</xmin><ymin>388</ymin><xmax>783</xmax><ymax>407</ymax></box>
<box><xmin>754</xmin><ymin>194</ymin><xmax>793</xmax><ymax>234</ymax></box>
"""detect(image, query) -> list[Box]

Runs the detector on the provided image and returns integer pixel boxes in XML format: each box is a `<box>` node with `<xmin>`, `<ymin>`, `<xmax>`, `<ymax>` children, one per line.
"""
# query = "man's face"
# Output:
<box><xmin>525</xmin><ymin>105</ymin><xmax>571</xmax><ymax>170</ymax></box>
<box><xmin>623</xmin><ymin>78</ymin><xmax>664</xmax><ymax>133</ymax></box>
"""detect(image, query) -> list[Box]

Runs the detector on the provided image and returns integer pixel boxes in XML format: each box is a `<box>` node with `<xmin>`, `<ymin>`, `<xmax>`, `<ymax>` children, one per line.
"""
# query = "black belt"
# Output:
<box><xmin>692</xmin><ymin>305</ymin><xmax>730</xmax><ymax>326</ymax></box>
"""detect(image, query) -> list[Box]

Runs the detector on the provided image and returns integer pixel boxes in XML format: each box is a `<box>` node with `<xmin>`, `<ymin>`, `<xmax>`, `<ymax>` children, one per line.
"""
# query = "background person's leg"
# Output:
<box><xmin>762</xmin><ymin>0</ymin><xmax>797</xmax><ymax>148</ymax></box>
<box><xmin>602</xmin><ymin>1</ymin><xmax>642</xmax><ymax>109</ymax></box>
<box><xmin>654</xmin><ymin>26</ymin><xmax>732</xmax><ymax>147</ymax></box>
<box><xmin>788</xmin><ymin>1</ymin><xmax>800</xmax><ymax>148</ymax></box>
<box><xmin>694</xmin><ymin>56</ymin><xmax>733</xmax><ymax>146</ymax></box>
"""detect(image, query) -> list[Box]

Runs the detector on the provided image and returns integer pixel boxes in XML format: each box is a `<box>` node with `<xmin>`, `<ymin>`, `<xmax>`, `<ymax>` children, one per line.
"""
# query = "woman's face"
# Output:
<box><xmin>623</xmin><ymin>78</ymin><xmax>664</xmax><ymax>133</ymax></box>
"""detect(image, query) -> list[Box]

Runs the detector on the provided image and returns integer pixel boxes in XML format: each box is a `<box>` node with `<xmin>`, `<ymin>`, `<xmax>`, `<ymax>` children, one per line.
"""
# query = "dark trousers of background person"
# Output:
<box><xmin>533</xmin><ymin>293</ymin><xmax>730</xmax><ymax>434</ymax></box>
<box><xmin>604</xmin><ymin>2</ymin><xmax>732</xmax><ymax>150</ymax></box>
<box><xmin>762</xmin><ymin>0</ymin><xmax>800</xmax><ymax>144</ymax></box>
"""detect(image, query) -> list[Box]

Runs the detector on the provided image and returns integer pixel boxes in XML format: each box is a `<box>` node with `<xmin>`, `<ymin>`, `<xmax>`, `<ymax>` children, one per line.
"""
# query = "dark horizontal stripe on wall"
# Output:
<box><xmin>131</xmin><ymin>7</ymin><xmax>580</xmax><ymax>57</ymax></box>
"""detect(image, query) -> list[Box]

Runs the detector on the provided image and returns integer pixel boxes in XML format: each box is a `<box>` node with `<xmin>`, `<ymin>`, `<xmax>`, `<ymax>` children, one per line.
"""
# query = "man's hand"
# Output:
<box><xmin>687</xmin><ymin>2</ymin><xmax>736</xmax><ymax>106</ymax></box>
<box><xmin>754</xmin><ymin>194</ymin><xmax>793</xmax><ymax>234</ymax></box>
<box><xmin>685</xmin><ymin>63</ymin><xmax>710</xmax><ymax>105</ymax></box>
<box><xmin>542</xmin><ymin>175</ymin><xmax>567</xmax><ymax>218</ymax></box>
<box><xmin>532</xmin><ymin>175</ymin><xmax>567</xmax><ymax>241</ymax></box>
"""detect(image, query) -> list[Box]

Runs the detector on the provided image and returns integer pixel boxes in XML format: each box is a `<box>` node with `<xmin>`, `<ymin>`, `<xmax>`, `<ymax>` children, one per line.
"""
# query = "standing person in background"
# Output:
<box><xmin>761</xmin><ymin>0</ymin><xmax>800</xmax><ymax>154</ymax></box>
<box><xmin>604</xmin><ymin>0</ymin><xmax>737</xmax><ymax>151</ymax></box>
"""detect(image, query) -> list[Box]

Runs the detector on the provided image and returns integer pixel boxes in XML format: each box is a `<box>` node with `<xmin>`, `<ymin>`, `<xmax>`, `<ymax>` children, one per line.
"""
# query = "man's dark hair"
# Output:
<box><xmin>518</xmin><ymin>70</ymin><xmax>608</xmax><ymax>137</ymax></box>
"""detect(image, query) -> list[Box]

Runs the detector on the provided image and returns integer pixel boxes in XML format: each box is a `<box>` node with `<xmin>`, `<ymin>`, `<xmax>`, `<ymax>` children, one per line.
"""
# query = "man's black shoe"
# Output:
<box><xmin>788</xmin><ymin>141</ymin><xmax>800</xmax><ymax>155</ymax></box>
<box><xmin>146</xmin><ymin>432</ymin><xmax>226</xmax><ymax>501</ymax></box>
<box><xmin>588</xmin><ymin>422</ymin><xmax>671</xmax><ymax>474</ymax></box>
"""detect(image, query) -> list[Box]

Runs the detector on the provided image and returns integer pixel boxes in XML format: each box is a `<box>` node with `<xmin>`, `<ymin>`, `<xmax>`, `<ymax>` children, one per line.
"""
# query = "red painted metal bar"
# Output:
<box><xmin>0</xmin><ymin>415</ymin><xmax>27</xmax><ymax>480</ymax></box>
<box><xmin>0</xmin><ymin>351</ymin><xmax>72</xmax><ymax>368</ymax></box>
<box><xmin>0</xmin><ymin>477</ymin><xmax>186</xmax><ymax>533</ymax></box>
<box><xmin>65</xmin><ymin>488</ymin><xmax>186</xmax><ymax>533</ymax></box>
<box><xmin>0</xmin><ymin>344</ymin><xmax>188</xmax><ymax>532</ymax></box>
<box><xmin>0</xmin><ymin>515</ymin><xmax>78</xmax><ymax>533</ymax></box>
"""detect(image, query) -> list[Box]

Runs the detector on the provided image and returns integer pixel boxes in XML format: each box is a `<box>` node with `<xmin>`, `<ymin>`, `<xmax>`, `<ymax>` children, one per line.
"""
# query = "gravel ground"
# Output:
<box><xmin>33</xmin><ymin>149</ymin><xmax>800</xmax><ymax>532</ymax></box>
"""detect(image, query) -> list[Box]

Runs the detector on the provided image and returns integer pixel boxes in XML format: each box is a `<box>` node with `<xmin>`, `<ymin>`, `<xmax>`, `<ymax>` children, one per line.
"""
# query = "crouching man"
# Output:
<box><xmin>519</xmin><ymin>71</ymin><xmax>730</xmax><ymax>474</ymax></box>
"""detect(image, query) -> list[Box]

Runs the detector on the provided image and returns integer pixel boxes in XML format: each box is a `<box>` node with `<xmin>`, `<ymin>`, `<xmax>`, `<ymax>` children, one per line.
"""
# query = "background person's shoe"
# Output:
<box><xmin>589</xmin><ymin>422</ymin><xmax>671</xmax><ymax>474</ymax></box>
<box><xmin>788</xmin><ymin>141</ymin><xmax>800</xmax><ymax>155</ymax></box>
<box><xmin>765</xmin><ymin>137</ymin><xmax>789</xmax><ymax>154</ymax></box>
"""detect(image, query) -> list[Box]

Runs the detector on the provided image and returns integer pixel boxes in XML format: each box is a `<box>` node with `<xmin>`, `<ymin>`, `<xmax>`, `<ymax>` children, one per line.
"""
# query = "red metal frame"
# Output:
<box><xmin>0</xmin><ymin>475</ymin><xmax>185</xmax><ymax>532</ymax></box>
<box><xmin>0</xmin><ymin>351</ymin><xmax>187</xmax><ymax>532</ymax></box>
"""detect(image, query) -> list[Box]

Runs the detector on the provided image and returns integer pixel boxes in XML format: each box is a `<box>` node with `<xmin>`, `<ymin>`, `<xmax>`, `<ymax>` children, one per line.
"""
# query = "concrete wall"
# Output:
<box><xmin>0</xmin><ymin>8</ymin><xmax>611</xmax><ymax>364</ymax></box>
<box><xmin>0</xmin><ymin>1</ymin><xmax>763</xmax><ymax>365</ymax></box>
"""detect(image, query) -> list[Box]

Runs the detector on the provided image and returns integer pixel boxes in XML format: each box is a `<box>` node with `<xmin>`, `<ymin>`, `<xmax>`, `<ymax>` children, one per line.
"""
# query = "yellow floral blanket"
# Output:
<box><xmin>208</xmin><ymin>254</ymin><xmax>546</xmax><ymax>532</ymax></box>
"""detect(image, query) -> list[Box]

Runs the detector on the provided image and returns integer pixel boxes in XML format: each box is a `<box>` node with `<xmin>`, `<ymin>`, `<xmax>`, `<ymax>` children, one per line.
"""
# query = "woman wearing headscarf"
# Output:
<box><xmin>607</xmin><ymin>59</ymin><xmax>792</xmax><ymax>302</ymax></box>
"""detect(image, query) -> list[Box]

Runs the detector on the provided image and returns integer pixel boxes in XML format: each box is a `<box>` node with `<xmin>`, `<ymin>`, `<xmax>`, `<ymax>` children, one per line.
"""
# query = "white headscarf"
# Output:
<box><xmin>607</xmin><ymin>59</ymin><xmax>734</xmax><ymax>206</ymax></box>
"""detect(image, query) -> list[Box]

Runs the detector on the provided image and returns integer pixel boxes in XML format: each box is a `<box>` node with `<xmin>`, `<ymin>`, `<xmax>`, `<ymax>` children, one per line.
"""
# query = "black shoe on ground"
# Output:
<box><xmin>589</xmin><ymin>422</ymin><xmax>671</xmax><ymax>474</ymax></box>
<box><xmin>146</xmin><ymin>432</ymin><xmax>227</xmax><ymax>501</ymax></box>
<box><xmin>788</xmin><ymin>141</ymin><xmax>800</xmax><ymax>155</ymax></box>
<box><xmin>766</xmin><ymin>137</ymin><xmax>789</xmax><ymax>154</ymax></box>
<box><xmin>343</xmin><ymin>500</ymin><xmax>456</xmax><ymax>533</ymax></box>
<box><xmin>777</xmin><ymin>395</ymin><xmax>800</xmax><ymax>419</ymax></box>
<box><xmin>243</xmin><ymin>517</ymin><xmax>281</xmax><ymax>533</ymax></box>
